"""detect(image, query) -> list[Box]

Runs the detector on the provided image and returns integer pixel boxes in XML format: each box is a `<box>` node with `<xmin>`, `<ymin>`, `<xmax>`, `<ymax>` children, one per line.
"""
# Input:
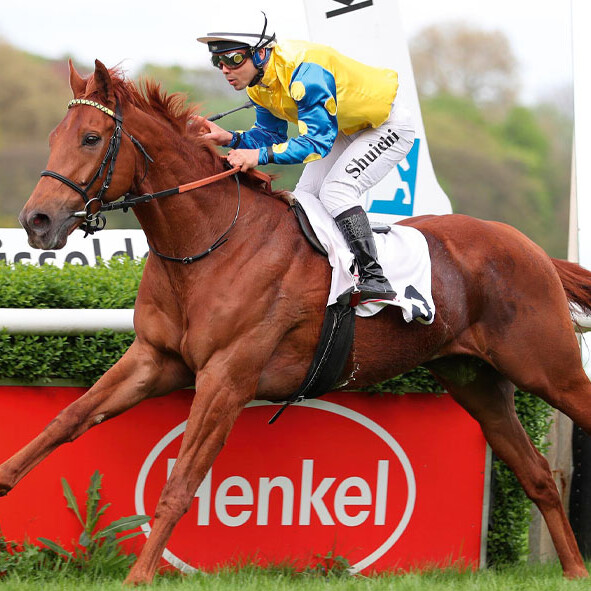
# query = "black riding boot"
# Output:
<box><xmin>335</xmin><ymin>206</ymin><xmax>396</xmax><ymax>301</ymax></box>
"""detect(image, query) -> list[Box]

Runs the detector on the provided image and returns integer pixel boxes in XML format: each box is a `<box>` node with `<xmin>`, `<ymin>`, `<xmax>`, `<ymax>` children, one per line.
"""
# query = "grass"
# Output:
<box><xmin>1</xmin><ymin>471</ymin><xmax>586</xmax><ymax>589</ymax></box>
<box><xmin>2</xmin><ymin>562</ymin><xmax>591</xmax><ymax>591</ymax></box>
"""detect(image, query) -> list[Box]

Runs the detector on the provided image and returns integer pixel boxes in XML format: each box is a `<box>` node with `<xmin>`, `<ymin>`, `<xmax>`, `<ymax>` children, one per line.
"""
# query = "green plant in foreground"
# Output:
<box><xmin>1</xmin><ymin>534</ymin><xmax>66</xmax><ymax>579</ymax></box>
<box><xmin>304</xmin><ymin>550</ymin><xmax>351</xmax><ymax>578</ymax></box>
<box><xmin>36</xmin><ymin>470</ymin><xmax>150</xmax><ymax>576</ymax></box>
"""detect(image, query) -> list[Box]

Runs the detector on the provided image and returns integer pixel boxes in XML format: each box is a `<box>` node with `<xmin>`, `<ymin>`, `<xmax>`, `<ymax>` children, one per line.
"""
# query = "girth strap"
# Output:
<box><xmin>269</xmin><ymin>294</ymin><xmax>356</xmax><ymax>424</ymax></box>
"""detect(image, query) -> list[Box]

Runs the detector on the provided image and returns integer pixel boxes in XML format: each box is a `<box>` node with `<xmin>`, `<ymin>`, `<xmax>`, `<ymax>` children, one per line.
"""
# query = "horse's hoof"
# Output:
<box><xmin>565</xmin><ymin>567</ymin><xmax>589</xmax><ymax>579</ymax></box>
<box><xmin>124</xmin><ymin>571</ymin><xmax>153</xmax><ymax>586</ymax></box>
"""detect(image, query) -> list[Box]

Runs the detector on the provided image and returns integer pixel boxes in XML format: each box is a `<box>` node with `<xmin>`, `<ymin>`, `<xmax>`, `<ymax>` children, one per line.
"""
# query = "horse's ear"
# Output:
<box><xmin>92</xmin><ymin>59</ymin><xmax>115</xmax><ymax>109</ymax></box>
<box><xmin>68</xmin><ymin>59</ymin><xmax>86</xmax><ymax>98</ymax></box>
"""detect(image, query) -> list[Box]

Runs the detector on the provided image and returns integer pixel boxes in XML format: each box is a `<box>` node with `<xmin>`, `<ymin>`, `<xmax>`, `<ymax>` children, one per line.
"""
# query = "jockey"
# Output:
<box><xmin>197</xmin><ymin>12</ymin><xmax>415</xmax><ymax>302</ymax></box>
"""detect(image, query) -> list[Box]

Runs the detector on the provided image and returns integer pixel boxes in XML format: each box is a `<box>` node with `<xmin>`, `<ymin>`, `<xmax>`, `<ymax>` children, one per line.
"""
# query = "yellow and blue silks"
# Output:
<box><xmin>230</xmin><ymin>40</ymin><xmax>399</xmax><ymax>166</ymax></box>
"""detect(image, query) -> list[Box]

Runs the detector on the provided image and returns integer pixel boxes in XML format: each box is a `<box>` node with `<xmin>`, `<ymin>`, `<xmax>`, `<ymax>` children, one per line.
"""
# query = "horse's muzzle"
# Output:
<box><xmin>18</xmin><ymin>207</ymin><xmax>78</xmax><ymax>250</ymax></box>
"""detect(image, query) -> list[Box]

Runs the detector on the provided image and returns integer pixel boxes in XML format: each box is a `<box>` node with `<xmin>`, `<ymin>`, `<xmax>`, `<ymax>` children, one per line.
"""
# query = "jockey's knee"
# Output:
<box><xmin>319</xmin><ymin>178</ymin><xmax>363</xmax><ymax>218</ymax></box>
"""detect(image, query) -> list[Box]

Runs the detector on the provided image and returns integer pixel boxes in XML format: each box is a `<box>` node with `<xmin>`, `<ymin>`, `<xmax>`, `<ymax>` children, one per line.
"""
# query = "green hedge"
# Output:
<box><xmin>0</xmin><ymin>259</ymin><xmax>552</xmax><ymax>566</ymax></box>
<box><xmin>0</xmin><ymin>258</ymin><xmax>139</xmax><ymax>383</ymax></box>
<box><xmin>0</xmin><ymin>257</ymin><xmax>141</xmax><ymax>309</ymax></box>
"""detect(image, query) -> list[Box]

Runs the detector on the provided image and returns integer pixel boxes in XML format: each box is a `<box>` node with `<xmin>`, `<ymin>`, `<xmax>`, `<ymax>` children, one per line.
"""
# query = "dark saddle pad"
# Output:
<box><xmin>267</xmin><ymin>192</ymin><xmax>394</xmax><ymax>424</ymax></box>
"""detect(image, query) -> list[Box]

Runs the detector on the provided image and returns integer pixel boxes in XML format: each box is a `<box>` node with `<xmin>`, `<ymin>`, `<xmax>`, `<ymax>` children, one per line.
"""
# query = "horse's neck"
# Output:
<box><xmin>127</xmin><ymin>133</ymin><xmax>257</xmax><ymax>266</ymax></box>
<box><xmin>135</xmin><ymin>169</ymin><xmax>241</xmax><ymax>255</ymax></box>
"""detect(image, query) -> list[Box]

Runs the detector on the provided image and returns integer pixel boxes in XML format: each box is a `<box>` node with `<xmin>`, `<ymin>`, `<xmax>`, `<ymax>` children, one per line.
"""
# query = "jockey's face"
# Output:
<box><xmin>216</xmin><ymin>49</ymin><xmax>265</xmax><ymax>91</ymax></box>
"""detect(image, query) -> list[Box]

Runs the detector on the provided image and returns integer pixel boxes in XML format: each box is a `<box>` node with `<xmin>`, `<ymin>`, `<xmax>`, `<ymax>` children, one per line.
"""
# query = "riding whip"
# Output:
<box><xmin>208</xmin><ymin>101</ymin><xmax>254</xmax><ymax>122</ymax></box>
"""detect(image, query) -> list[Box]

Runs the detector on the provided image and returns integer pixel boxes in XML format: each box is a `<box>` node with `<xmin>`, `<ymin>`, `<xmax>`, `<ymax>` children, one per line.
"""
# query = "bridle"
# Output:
<box><xmin>39</xmin><ymin>98</ymin><xmax>244</xmax><ymax>264</ymax></box>
<box><xmin>41</xmin><ymin>99</ymin><xmax>153</xmax><ymax>236</ymax></box>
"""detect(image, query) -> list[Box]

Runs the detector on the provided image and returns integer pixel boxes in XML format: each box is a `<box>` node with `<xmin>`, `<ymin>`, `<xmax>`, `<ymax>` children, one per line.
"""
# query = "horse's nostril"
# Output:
<box><xmin>29</xmin><ymin>212</ymin><xmax>51</xmax><ymax>232</ymax></box>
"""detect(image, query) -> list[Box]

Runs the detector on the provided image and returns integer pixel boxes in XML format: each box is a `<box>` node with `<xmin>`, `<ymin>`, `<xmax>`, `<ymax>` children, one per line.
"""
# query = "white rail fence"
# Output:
<box><xmin>0</xmin><ymin>309</ymin><xmax>134</xmax><ymax>335</ymax></box>
<box><xmin>1</xmin><ymin>308</ymin><xmax>591</xmax><ymax>335</ymax></box>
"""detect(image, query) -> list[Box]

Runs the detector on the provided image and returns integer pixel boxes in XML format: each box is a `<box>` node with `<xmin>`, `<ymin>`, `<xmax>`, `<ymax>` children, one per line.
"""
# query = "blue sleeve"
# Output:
<box><xmin>258</xmin><ymin>62</ymin><xmax>338</xmax><ymax>166</ymax></box>
<box><xmin>228</xmin><ymin>103</ymin><xmax>288</xmax><ymax>151</ymax></box>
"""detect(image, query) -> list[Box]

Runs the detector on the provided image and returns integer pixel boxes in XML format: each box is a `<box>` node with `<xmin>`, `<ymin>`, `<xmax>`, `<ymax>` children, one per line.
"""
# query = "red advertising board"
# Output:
<box><xmin>0</xmin><ymin>386</ymin><xmax>488</xmax><ymax>573</ymax></box>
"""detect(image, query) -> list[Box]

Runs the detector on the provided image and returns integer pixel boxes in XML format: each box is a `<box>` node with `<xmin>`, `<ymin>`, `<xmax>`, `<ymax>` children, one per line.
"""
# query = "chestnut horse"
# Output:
<box><xmin>6</xmin><ymin>59</ymin><xmax>591</xmax><ymax>583</ymax></box>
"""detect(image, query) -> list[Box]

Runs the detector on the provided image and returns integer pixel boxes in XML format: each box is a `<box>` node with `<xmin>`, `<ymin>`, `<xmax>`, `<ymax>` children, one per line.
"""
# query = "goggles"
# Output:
<box><xmin>211</xmin><ymin>51</ymin><xmax>249</xmax><ymax>70</ymax></box>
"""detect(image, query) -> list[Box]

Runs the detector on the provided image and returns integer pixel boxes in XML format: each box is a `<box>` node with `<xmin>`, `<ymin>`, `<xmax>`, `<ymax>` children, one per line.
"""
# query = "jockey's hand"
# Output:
<box><xmin>201</xmin><ymin>120</ymin><xmax>233</xmax><ymax>146</ymax></box>
<box><xmin>228</xmin><ymin>149</ymin><xmax>260</xmax><ymax>172</ymax></box>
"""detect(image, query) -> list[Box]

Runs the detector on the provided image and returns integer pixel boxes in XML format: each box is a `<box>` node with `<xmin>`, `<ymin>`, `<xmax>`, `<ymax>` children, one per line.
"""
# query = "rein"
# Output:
<box><xmin>40</xmin><ymin>98</ymin><xmax>243</xmax><ymax>264</ymax></box>
<box><xmin>144</xmin><ymin>171</ymin><xmax>242</xmax><ymax>265</ymax></box>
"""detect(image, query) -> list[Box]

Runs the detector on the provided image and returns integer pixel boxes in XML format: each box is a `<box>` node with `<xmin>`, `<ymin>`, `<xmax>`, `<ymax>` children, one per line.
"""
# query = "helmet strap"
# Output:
<box><xmin>247</xmin><ymin>48</ymin><xmax>270</xmax><ymax>87</ymax></box>
<box><xmin>248</xmin><ymin>66</ymin><xmax>265</xmax><ymax>87</ymax></box>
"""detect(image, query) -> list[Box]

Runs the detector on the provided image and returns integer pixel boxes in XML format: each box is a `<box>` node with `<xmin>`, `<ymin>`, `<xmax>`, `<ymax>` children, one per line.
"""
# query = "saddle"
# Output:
<box><xmin>279</xmin><ymin>191</ymin><xmax>391</xmax><ymax>255</ymax></box>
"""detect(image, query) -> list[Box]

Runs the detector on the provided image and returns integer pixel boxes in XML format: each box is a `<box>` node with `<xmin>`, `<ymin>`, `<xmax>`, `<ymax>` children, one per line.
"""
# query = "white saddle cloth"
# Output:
<box><xmin>295</xmin><ymin>192</ymin><xmax>435</xmax><ymax>324</ymax></box>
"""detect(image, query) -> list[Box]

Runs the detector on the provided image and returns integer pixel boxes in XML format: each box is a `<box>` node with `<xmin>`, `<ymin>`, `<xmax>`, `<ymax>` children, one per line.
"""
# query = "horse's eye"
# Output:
<box><xmin>83</xmin><ymin>134</ymin><xmax>101</xmax><ymax>146</ymax></box>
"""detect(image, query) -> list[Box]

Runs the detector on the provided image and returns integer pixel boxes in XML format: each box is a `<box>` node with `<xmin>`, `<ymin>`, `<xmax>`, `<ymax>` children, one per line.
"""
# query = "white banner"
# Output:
<box><xmin>574</xmin><ymin>0</ymin><xmax>591</xmax><ymax>272</ymax></box>
<box><xmin>301</xmin><ymin>0</ymin><xmax>452</xmax><ymax>223</ymax></box>
<box><xmin>572</xmin><ymin>0</ymin><xmax>591</xmax><ymax>373</ymax></box>
<box><xmin>0</xmin><ymin>228</ymin><xmax>148</xmax><ymax>266</ymax></box>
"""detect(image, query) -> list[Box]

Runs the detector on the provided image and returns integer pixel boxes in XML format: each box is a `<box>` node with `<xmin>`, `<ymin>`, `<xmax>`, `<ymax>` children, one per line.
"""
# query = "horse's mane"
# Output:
<box><xmin>95</xmin><ymin>67</ymin><xmax>277</xmax><ymax>196</ymax></box>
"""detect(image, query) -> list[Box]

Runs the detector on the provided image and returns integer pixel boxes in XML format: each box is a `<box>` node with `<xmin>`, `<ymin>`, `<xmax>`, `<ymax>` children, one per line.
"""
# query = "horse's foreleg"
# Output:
<box><xmin>429</xmin><ymin>358</ymin><xmax>588</xmax><ymax>579</ymax></box>
<box><xmin>0</xmin><ymin>339</ymin><xmax>192</xmax><ymax>495</ymax></box>
<box><xmin>124</xmin><ymin>365</ymin><xmax>257</xmax><ymax>585</ymax></box>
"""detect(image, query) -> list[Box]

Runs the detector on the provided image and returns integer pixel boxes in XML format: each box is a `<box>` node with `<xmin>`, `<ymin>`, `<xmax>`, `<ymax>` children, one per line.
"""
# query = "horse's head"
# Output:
<box><xmin>19</xmin><ymin>60</ymin><xmax>139</xmax><ymax>249</ymax></box>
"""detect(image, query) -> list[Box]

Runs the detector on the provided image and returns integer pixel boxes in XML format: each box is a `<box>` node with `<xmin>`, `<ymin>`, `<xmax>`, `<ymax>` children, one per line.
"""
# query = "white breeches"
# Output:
<box><xmin>293</xmin><ymin>101</ymin><xmax>415</xmax><ymax>218</ymax></box>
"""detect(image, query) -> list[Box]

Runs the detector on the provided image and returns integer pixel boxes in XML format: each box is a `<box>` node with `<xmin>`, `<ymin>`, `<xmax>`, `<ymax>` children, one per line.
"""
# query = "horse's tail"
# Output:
<box><xmin>553</xmin><ymin>258</ymin><xmax>591</xmax><ymax>315</ymax></box>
